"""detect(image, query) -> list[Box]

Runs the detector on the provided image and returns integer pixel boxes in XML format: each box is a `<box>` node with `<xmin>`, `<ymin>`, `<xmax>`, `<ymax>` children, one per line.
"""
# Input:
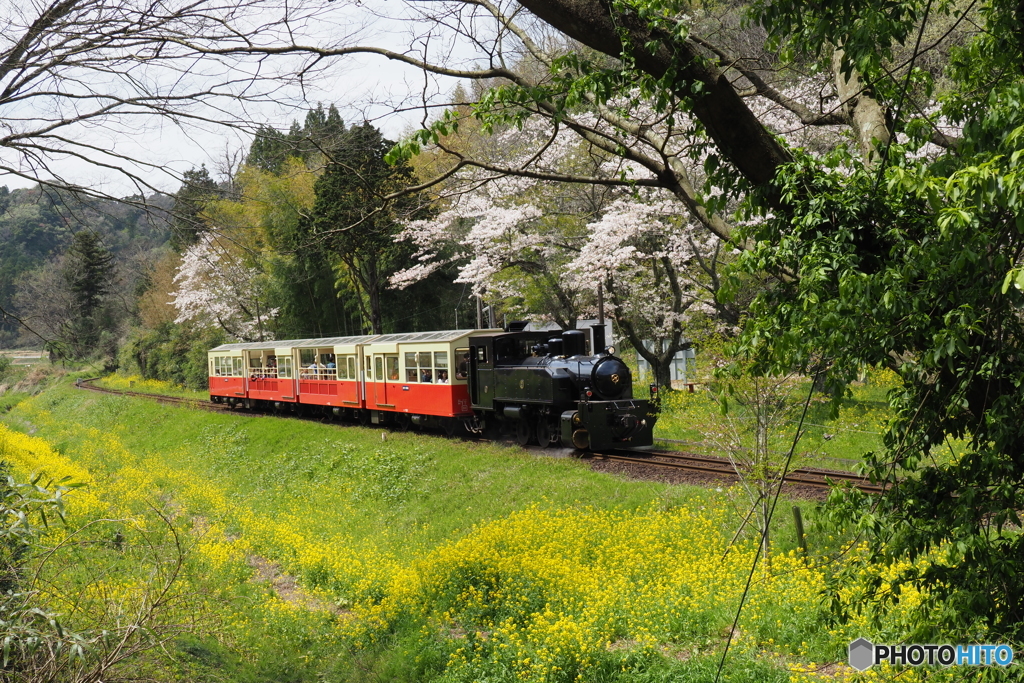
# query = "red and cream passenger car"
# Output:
<box><xmin>207</xmin><ymin>329</ymin><xmax>499</xmax><ymax>431</ymax></box>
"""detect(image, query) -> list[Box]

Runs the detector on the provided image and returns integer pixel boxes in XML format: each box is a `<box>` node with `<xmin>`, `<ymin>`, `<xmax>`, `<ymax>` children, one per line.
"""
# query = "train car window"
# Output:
<box><xmin>434</xmin><ymin>352</ymin><xmax>449</xmax><ymax>383</ymax></box>
<box><xmin>494</xmin><ymin>338</ymin><xmax>512</xmax><ymax>360</ymax></box>
<box><xmin>232</xmin><ymin>358</ymin><xmax>243</xmax><ymax>376</ymax></box>
<box><xmin>300</xmin><ymin>349</ymin><xmax>315</xmax><ymax>366</ymax></box>
<box><xmin>404</xmin><ymin>352</ymin><xmax>418</xmax><ymax>382</ymax></box>
<box><xmin>374</xmin><ymin>356</ymin><xmax>384</xmax><ymax>382</ymax></box>
<box><xmin>454</xmin><ymin>348</ymin><xmax>470</xmax><ymax>380</ymax></box>
<box><xmin>414</xmin><ymin>352</ymin><xmax>430</xmax><ymax>382</ymax></box>
<box><xmin>337</xmin><ymin>358</ymin><xmax>347</xmax><ymax>380</ymax></box>
<box><xmin>476</xmin><ymin>347</ymin><xmax>488</xmax><ymax>363</ymax></box>
<box><xmin>347</xmin><ymin>356</ymin><xmax>356</xmax><ymax>380</ymax></box>
<box><xmin>319</xmin><ymin>350</ymin><xmax>336</xmax><ymax>379</ymax></box>
<box><xmin>279</xmin><ymin>357</ymin><xmax>293</xmax><ymax>379</ymax></box>
<box><xmin>386</xmin><ymin>355</ymin><xmax>400</xmax><ymax>381</ymax></box>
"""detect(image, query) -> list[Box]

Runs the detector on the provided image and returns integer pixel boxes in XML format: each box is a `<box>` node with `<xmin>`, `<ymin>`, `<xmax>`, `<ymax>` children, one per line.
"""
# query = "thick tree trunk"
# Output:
<box><xmin>518</xmin><ymin>2</ymin><xmax>892</xmax><ymax>184</ymax></box>
<box><xmin>832</xmin><ymin>48</ymin><xmax>890</xmax><ymax>163</ymax></box>
<box><xmin>654</xmin><ymin>355</ymin><xmax>674</xmax><ymax>390</ymax></box>
<box><xmin>516</xmin><ymin>0</ymin><xmax>791</xmax><ymax>189</ymax></box>
<box><xmin>368</xmin><ymin>286</ymin><xmax>383</xmax><ymax>334</ymax></box>
<box><xmin>366</xmin><ymin>260</ymin><xmax>384</xmax><ymax>334</ymax></box>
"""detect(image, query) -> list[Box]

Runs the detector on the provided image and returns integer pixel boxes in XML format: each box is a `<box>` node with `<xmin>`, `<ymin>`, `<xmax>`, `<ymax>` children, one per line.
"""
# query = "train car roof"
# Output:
<box><xmin>368</xmin><ymin>329</ymin><xmax>497</xmax><ymax>344</ymax></box>
<box><xmin>467</xmin><ymin>329</ymin><xmax>556</xmax><ymax>339</ymax></box>
<box><xmin>209</xmin><ymin>334</ymin><xmax>378</xmax><ymax>351</ymax></box>
<box><xmin>209</xmin><ymin>329</ymin><xmax>500</xmax><ymax>352</ymax></box>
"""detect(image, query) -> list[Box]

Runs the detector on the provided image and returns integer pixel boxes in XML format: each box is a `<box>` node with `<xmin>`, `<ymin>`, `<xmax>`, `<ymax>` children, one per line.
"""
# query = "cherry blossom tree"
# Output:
<box><xmin>171</xmin><ymin>232</ymin><xmax>276</xmax><ymax>341</ymax></box>
<box><xmin>390</xmin><ymin>111</ymin><xmax>744</xmax><ymax>386</ymax></box>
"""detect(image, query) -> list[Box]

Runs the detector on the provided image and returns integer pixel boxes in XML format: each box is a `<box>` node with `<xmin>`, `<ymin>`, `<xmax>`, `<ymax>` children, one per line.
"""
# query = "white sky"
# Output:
<box><xmin>1</xmin><ymin>72</ymin><xmax>447</xmax><ymax>194</ymax></box>
<box><xmin>0</xmin><ymin>0</ymin><xmax>475</xmax><ymax>195</ymax></box>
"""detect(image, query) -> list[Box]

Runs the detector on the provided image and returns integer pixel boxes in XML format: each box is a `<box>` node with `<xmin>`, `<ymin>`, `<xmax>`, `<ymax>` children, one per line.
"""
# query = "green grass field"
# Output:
<box><xmin>653</xmin><ymin>370</ymin><xmax>897</xmax><ymax>473</ymax></box>
<box><xmin>0</xmin><ymin>375</ymin><xmax>953</xmax><ymax>682</ymax></box>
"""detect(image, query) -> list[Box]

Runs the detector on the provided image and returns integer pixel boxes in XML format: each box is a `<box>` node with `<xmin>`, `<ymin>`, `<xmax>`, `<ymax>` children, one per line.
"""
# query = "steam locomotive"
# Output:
<box><xmin>208</xmin><ymin>322</ymin><xmax>658</xmax><ymax>450</ymax></box>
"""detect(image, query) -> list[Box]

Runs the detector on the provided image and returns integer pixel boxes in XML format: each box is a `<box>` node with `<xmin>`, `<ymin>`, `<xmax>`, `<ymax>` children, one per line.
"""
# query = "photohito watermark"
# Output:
<box><xmin>849</xmin><ymin>638</ymin><xmax>1014</xmax><ymax>671</ymax></box>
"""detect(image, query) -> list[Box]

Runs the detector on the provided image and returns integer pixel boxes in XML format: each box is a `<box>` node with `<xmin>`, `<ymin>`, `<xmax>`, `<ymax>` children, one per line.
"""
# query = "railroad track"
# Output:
<box><xmin>75</xmin><ymin>378</ymin><xmax>246</xmax><ymax>414</ymax></box>
<box><xmin>588</xmin><ymin>449</ymin><xmax>886</xmax><ymax>494</ymax></box>
<box><xmin>75</xmin><ymin>379</ymin><xmax>886</xmax><ymax>493</ymax></box>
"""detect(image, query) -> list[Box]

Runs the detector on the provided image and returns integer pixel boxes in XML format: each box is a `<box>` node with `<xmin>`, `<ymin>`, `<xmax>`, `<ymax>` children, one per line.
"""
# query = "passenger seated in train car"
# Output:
<box><xmin>421</xmin><ymin>369</ymin><xmax>433</xmax><ymax>383</ymax></box>
<box><xmin>437</xmin><ymin>370</ymin><xmax>449</xmax><ymax>383</ymax></box>
<box><xmin>456</xmin><ymin>353</ymin><xmax>469</xmax><ymax>379</ymax></box>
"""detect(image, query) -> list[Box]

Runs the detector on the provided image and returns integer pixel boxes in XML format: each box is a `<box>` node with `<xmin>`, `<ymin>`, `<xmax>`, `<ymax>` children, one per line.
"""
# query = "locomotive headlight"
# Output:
<box><xmin>606</xmin><ymin>346</ymin><xmax>616</xmax><ymax>355</ymax></box>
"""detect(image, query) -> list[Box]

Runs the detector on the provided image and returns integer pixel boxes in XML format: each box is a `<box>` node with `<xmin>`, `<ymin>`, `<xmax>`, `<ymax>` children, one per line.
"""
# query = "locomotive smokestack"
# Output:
<box><xmin>562</xmin><ymin>329</ymin><xmax>586</xmax><ymax>357</ymax></box>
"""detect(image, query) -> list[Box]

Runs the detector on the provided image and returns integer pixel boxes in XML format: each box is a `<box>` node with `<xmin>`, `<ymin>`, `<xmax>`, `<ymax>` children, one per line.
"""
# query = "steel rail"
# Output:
<box><xmin>591</xmin><ymin>450</ymin><xmax>886</xmax><ymax>494</ymax></box>
<box><xmin>74</xmin><ymin>378</ymin><xmax>248</xmax><ymax>414</ymax></box>
<box><xmin>643</xmin><ymin>448</ymin><xmax>880</xmax><ymax>486</ymax></box>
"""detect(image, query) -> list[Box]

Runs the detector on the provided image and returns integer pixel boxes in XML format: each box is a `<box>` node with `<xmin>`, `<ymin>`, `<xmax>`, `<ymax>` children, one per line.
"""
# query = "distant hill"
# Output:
<box><xmin>0</xmin><ymin>185</ymin><xmax>173</xmax><ymax>347</ymax></box>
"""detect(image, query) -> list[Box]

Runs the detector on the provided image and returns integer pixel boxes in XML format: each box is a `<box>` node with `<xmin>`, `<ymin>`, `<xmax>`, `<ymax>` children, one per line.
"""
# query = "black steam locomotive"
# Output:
<box><xmin>464</xmin><ymin>322</ymin><xmax>659</xmax><ymax>450</ymax></box>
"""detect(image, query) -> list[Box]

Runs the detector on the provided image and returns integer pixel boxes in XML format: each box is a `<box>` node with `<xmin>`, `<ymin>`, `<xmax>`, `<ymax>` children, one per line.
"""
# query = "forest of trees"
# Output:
<box><xmin>0</xmin><ymin>106</ymin><xmax>482</xmax><ymax>388</ymax></box>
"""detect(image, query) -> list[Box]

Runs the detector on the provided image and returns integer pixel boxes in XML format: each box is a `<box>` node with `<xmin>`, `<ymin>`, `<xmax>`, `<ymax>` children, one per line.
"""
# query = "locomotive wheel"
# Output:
<box><xmin>535</xmin><ymin>417</ymin><xmax>555</xmax><ymax>448</ymax></box>
<box><xmin>516</xmin><ymin>418</ymin><xmax>534</xmax><ymax>446</ymax></box>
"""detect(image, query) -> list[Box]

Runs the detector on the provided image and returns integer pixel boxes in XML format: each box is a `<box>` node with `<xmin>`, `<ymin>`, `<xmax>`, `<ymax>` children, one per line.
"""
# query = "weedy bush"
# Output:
<box><xmin>96</xmin><ymin>373</ymin><xmax>208</xmax><ymax>400</ymax></box>
<box><xmin>655</xmin><ymin>367</ymin><xmax>902</xmax><ymax>470</ymax></box>
<box><xmin>0</xmin><ymin>425</ymin><xmax>209</xmax><ymax>681</ymax></box>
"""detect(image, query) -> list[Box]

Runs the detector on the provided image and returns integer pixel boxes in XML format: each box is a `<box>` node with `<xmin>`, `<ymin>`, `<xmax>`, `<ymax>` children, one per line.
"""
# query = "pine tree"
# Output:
<box><xmin>309</xmin><ymin>122</ymin><xmax>418</xmax><ymax>334</ymax></box>
<box><xmin>63</xmin><ymin>230</ymin><xmax>115</xmax><ymax>356</ymax></box>
<box><xmin>246</xmin><ymin>125</ymin><xmax>291</xmax><ymax>174</ymax></box>
<box><xmin>169</xmin><ymin>165</ymin><xmax>219</xmax><ymax>252</ymax></box>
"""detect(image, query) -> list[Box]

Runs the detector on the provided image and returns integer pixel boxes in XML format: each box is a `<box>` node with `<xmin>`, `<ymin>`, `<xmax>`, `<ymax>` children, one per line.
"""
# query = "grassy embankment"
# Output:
<box><xmin>656</xmin><ymin>370</ymin><xmax>898</xmax><ymax>471</ymax></box>
<box><xmin>98</xmin><ymin>371</ymin><xmax>893</xmax><ymax>469</ymax></box>
<box><xmin>94</xmin><ymin>373</ymin><xmax>211</xmax><ymax>400</ymax></box>
<box><xmin>0</xmin><ymin>379</ymin><xmax>949</xmax><ymax>682</ymax></box>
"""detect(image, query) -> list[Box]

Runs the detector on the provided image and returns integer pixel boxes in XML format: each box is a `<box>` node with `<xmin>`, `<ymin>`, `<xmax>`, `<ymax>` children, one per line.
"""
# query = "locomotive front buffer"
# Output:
<box><xmin>561</xmin><ymin>398</ymin><xmax>657</xmax><ymax>451</ymax></box>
